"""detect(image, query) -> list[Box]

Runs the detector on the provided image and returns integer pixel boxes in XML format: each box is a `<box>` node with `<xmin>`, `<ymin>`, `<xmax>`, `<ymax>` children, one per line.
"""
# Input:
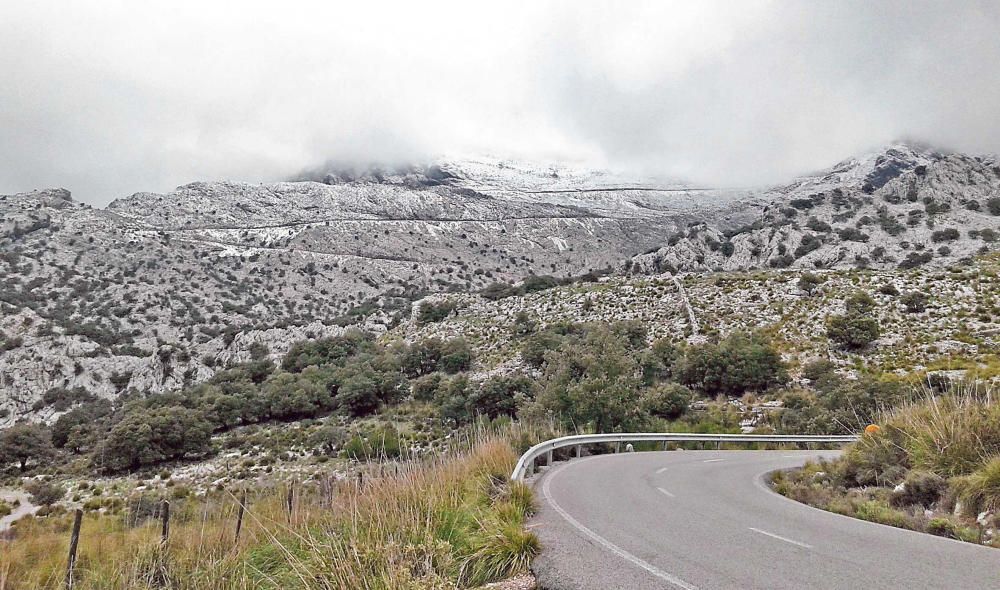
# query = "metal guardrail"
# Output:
<box><xmin>510</xmin><ymin>432</ymin><xmax>859</xmax><ymax>481</ymax></box>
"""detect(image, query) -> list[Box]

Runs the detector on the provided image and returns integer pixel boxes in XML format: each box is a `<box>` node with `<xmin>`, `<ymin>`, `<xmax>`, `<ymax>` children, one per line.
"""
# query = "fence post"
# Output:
<box><xmin>286</xmin><ymin>481</ymin><xmax>295</xmax><ymax>523</ymax></box>
<box><xmin>160</xmin><ymin>500</ymin><xmax>170</xmax><ymax>546</ymax></box>
<box><xmin>235</xmin><ymin>490</ymin><xmax>247</xmax><ymax>543</ymax></box>
<box><xmin>65</xmin><ymin>508</ymin><xmax>83</xmax><ymax>589</ymax></box>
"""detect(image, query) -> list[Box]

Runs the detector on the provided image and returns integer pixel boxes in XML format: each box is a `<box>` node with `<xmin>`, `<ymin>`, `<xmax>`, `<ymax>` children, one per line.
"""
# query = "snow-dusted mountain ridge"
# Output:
<box><xmin>1</xmin><ymin>143</ymin><xmax>998</xmax><ymax>423</ymax></box>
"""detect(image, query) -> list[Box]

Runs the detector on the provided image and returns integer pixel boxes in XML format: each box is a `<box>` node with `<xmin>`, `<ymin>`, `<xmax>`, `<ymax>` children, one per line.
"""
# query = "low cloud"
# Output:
<box><xmin>1</xmin><ymin>1</ymin><xmax>999</xmax><ymax>205</ymax></box>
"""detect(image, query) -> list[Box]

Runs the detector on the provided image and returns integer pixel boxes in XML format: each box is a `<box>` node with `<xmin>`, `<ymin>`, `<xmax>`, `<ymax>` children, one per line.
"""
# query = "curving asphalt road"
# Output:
<box><xmin>530</xmin><ymin>450</ymin><xmax>1000</xmax><ymax>590</ymax></box>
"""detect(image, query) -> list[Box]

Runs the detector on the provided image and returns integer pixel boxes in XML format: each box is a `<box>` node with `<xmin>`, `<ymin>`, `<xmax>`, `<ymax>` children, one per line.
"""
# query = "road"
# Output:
<box><xmin>530</xmin><ymin>450</ymin><xmax>1000</xmax><ymax>589</ymax></box>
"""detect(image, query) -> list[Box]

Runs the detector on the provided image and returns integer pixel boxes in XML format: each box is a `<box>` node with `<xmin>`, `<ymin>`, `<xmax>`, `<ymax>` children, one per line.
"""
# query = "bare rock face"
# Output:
<box><xmin>1</xmin><ymin>147</ymin><xmax>997</xmax><ymax>423</ymax></box>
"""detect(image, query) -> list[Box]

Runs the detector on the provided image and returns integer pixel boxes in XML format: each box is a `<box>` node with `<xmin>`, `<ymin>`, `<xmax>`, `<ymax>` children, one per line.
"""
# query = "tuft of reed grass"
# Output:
<box><xmin>0</xmin><ymin>421</ymin><xmax>555</xmax><ymax>590</ymax></box>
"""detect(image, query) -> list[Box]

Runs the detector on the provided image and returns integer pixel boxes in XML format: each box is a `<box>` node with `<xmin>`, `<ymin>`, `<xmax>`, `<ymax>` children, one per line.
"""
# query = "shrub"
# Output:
<box><xmin>797</xmin><ymin>272</ymin><xmax>824</xmax><ymax>294</ymax></box>
<box><xmin>952</xmin><ymin>456</ymin><xmax>1000</xmax><ymax>515</ymax></box>
<box><xmin>677</xmin><ymin>332</ymin><xmax>788</xmax><ymax>396</ymax></box>
<box><xmin>794</xmin><ymin>234</ymin><xmax>822</xmax><ymax>258</ymax></box>
<box><xmin>931</xmin><ymin>228</ymin><xmax>960</xmax><ymax>242</ymax></box>
<box><xmin>416</xmin><ymin>300</ymin><xmax>457</xmax><ymax>325</ymax></box>
<box><xmin>641</xmin><ymin>383</ymin><xmax>693</xmax><ymax>420</ymax></box>
<box><xmin>826</xmin><ymin>292</ymin><xmax>880</xmax><ymax>349</ymax></box>
<box><xmin>24</xmin><ymin>479</ymin><xmax>64</xmax><ymax>506</ymax></box>
<box><xmin>891</xmin><ymin>471</ymin><xmax>946</xmax><ymax>508</ymax></box>
<box><xmin>987</xmin><ymin>197</ymin><xmax>1000</xmax><ymax>216</ymax></box>
<box><xmin>926</xmin><ymin>517</ymin><xmax>959</xmax><ymax>539</ymax></box>
<box><xmin>827</xmin><ymin>313</ymin><xmax>879</xmax><ymax>350</ymax></box>
<box><xmin>900</xmin><ymin>291</ymin><xmax>929</xmax><ymax>313</ymax></box>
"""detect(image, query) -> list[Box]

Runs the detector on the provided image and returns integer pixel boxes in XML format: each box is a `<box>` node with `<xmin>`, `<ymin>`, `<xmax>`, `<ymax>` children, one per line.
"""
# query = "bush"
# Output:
<box><xmin>416</xmin><ymin>301</ymin><xmax>457</xmax><ymax>325</ymax></box>
<box><xmin>641</xmin><ymin>383</ymin><xmax>692</xmax><ymax>420</ymax></box>
<box><xmin>797</xmin><ymin>272</ymin><xmax>824</xmax><ymax>294</ymax></box>
<box><xmin>900</xmin><ymin>291</ymin><xmax>929</xmax><ymax>313</ymax></box>
<box><xmin>24</xmin><ymin>479</ymin><xmax>64</xmax><ymax>506</ymax></box>
<box><xmin>931</xmin><ymin>228</ymin><xmax>960</xmax><ymax>242</ymax></box>
<box><xmin>677</xmin><ymin>332</ymin><xmax>788</xmax><ymax>396</ymax></box>
<box><xmin>891</xmin><ymin>471</ymin><xmax>946</xmax><ymax>508</ymax></box>
<box><xmin>98</xmin><ymin>407</ymin><xmax>213</xmax><ymax>472</ymax></box>
<box><xmin>826</xmin><ymin>293</ymin><xmax>880</xmax><ymax>349</ymax></box>
<box><xmin>952</xmin><ymin>456</ymin><xmax>1000</xmax><ymax>515</ymax></box>
<box><xmin>987</xmin><ymin>197</ymin><xmax>1000</xmax><ymax>216</ymax></box>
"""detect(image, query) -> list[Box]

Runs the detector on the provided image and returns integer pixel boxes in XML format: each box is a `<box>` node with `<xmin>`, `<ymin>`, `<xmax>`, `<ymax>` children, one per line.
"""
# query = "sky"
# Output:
<box><xmin>2</xmin><ymin>1</ymin><xmax>999</xmax><ymax>206</ymax></box>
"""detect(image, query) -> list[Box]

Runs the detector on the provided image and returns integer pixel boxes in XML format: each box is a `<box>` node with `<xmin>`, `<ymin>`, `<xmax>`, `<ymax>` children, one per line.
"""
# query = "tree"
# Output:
<box><xmin>639</xmin><ymin>338</ymin><xmax>680</xmax><ymax>385</ymax></box>
<box><xmin>262</xmin><ymin>367</ymin><xmax>337</xmax><ymax>419</ymax></box>
<box><xmin>332</xmin><ymin>360</ymin><xmax>407</xmax><ymax>417</ymax></box>
<box><xmin>467</xmin><ymin>374</ymin><xmax>536</xmax><ymax>420</ymax></box>
<box><xmin>676</xmin><ymin>332</ymin><xmax>788</xmax><ymax>396</ymax></box>
<box><xmin>533</xmin><ymin>325</ymin><xmax>649</xmax><ymax>432</ymax></box>
<box><xmin>641</xmin><ymin>383</ymin><xmax>693</xmax><ymax>420</ymax></box>
<box><xmin>826</xmin><ymin>314</ymin><xmax>880</xmax><ymax>349</ymax></box>
<box><xmin>0</xmin><ymin>423</ymin><xmax>54</xmax><ymax>471</ymax></box>
<box><xmin>281</xmin><ymin>330</ymin><xmax>372</xmax><ymax>372</ymax></box>
<box><xmin>439</xmin><ymin>337</ymin><xmax>473</xmax><ymax>373</ymax></box>
<box><xmin>99</xmin><ymin>407</ymin><xmax>212</xmax><ymax>472</ymax></box>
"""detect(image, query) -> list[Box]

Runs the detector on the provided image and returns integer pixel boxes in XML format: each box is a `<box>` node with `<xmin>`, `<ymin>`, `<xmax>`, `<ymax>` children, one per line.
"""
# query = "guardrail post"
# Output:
<box><xmin>615</xmin><ymin>442</ymin><xmax>620</xmax><ymax>453</ymax></box>
<box><xmin>546</xmin><ymin>449</ymin><xmax>553</xmax><ymax>466</ymax></box>
<box><xmin>574</xmin><ymin>445</ymin><xmax>582</xmax><ymax>458</ymax></box>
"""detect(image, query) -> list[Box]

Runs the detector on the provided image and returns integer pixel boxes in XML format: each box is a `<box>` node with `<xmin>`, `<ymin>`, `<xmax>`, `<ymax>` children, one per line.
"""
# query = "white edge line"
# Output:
<box><xmin>656</xmin><ymin>487</ymin><xmax>675</xmax><ymax>498</ymax></box>
<box><xmin>655</xmin><ymin>467</ymin><xmax>669</xmax><ymax>474</ymax></box>
<box><xmin>748</xmin><ymin>527</ymin><xmax>812</xmax><ymax>549</ymax></box>
<box><xmin>702</xmin><ymin>458</ymin><xmax>725</xmax><ymax>463</ymax></box>
<box><xmin>542</xmin><ymin>464</ymin><xmax>699</xmax><ymax>590</ymax></box>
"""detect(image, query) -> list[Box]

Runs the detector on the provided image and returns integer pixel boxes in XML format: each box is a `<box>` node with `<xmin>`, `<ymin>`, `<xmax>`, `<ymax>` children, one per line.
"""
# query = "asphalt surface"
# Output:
<box><xmin>530</xmin><ymin>450</ymin><xmax>1000</xmax><ymax>589</ymax></box>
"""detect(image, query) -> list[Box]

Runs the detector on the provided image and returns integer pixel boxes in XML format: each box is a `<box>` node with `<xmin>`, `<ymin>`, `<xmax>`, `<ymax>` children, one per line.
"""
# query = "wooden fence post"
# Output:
<box><xmin>160</xmin><ymin>500</ymin><xmax>170</xmax><ymax>546</ymax></box>
<box><xmin>286</xmin><ymin>481</ymin><xmax>295</xmax><ymax>523</ymax></box>
<box><xmin>65</xmin><ymin>509</ymin><xmax>83</xmax><ymax>589</ymax></box>
<box><xmin>234</xmin><ymin>490</ymin><xmax>247</xmax><ymax>543</ymax></box>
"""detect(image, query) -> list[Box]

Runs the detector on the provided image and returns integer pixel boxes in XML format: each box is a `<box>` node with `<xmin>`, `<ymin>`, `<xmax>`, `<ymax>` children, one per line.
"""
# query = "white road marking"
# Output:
<box><xmin>656</xmin><ymin>487</ymin><xmax>675</xmax><ymax>498</ymax></box>
<box><xmin>703</xmin><ymin>458</ymin><xmax>725</xmax><ymax>463</ymax></box>
<box><xmin>655</xmin><ymin>467</ymin><xmax>669</xmax><ymax>474</ymax></box>
<box><xmin>749</xmin><ymin>527</ymin><xmax>812</xmax><ymax>549</ymax></box>
<box><xmin>543</xmin><ymin>465</ymin><xmax>699</xmax><ymax>590</ymax></box>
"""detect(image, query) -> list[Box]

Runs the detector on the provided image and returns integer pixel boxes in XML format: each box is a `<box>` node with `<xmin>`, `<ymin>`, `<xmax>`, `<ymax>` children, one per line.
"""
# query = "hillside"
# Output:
<box><xmin>630</xmin><ymin>144</ymin><xmax>1000</xmax><ymax>273</ymax></box>
<box><xmin>1</xmin><ymin>146</ymin><xmax>998</xmax><ymax>424</ymax></box>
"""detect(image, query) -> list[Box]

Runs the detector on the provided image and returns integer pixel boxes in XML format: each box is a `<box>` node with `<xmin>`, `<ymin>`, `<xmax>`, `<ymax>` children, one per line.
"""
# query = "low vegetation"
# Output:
<box><xmin>772</xmin><ymin>382</ymin><xmax>1000</xmax><ymax>547</ymax></box>
<box><xmin>0</xmin><ymin>423</ymin><xmax>550</xmax><ymax>589</ymax></box>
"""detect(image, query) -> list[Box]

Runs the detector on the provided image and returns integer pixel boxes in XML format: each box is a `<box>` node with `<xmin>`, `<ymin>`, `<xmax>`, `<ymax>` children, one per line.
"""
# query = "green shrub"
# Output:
<box><xmin>677</xmin><ymin>332</ymin><xmax>788</xmax><ymax>396</ymax></box>
<box><xmin>641</xmin><ymin>383</ymin><xmax>693</xmax><ymax>420</ymax></box>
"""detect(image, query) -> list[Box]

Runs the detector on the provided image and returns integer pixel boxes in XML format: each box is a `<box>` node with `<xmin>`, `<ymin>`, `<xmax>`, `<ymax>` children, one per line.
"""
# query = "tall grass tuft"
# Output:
<box><xmin>0</xmin><ymin>421</ymin><xmax>555</xmax><ymax>590</ymax></box>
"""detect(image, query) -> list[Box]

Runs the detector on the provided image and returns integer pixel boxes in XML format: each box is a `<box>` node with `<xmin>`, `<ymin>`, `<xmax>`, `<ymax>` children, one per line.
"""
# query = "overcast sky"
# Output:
<box><xmin>2</xmin><ymin>1</ymin><xmax>999</xmax><ymax>206</ymax></box>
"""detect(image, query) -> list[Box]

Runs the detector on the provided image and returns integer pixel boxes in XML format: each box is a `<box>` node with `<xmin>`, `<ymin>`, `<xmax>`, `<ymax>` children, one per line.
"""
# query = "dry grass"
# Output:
<box><xmin>0</xmin><ymin>422</ymin><xmax>557</xmax><ymax>590</ymax></box>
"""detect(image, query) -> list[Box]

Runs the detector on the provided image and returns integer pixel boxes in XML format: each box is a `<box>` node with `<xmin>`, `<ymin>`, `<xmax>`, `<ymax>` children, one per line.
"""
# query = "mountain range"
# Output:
<box><xmin>1</xmin><ymin>143</ymin><xmax>998</xmax><ymax>424</ymax></box>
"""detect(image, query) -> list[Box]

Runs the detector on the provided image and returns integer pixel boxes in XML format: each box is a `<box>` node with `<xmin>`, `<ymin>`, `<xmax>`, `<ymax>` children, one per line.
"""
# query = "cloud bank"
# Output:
<box><xmin>2</xmin><ymin>0</ymin><xmax>999</xmax><ymax>205</ymax></box>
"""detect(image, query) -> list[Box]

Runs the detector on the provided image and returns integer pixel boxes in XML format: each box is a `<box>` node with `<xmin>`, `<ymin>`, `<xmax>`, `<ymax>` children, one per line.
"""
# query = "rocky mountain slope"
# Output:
<box><xmin>1</xmin><ymin>146</ymin><xmax>997</xmax><ymax>424</ymax></box>
<box><xmin>0</xmin><ymin>158</ymin><xmax>750</xmax><ymax>424</ymax></box>
<box><xmin>629</xmin><ymin>144</ymin><xmax>1000</xmax><ymax>273</ymax></box>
